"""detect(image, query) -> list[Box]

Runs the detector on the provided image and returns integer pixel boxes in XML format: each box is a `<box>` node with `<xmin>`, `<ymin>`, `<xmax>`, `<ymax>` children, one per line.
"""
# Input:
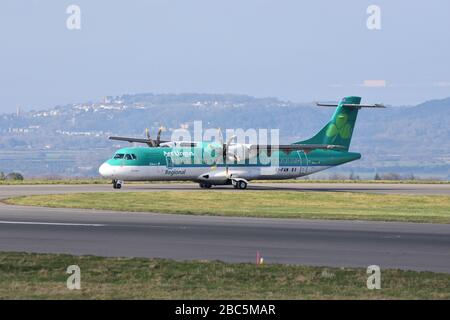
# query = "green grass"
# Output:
<box><xmin>5</xmin><ymin>191</ymin><xmax>450</xmax><ymax>223</ymax></box>
<box><xmin>0</xmin><ymin>252</ymin><xmax>448</xmax><ymax>299</ymax></box>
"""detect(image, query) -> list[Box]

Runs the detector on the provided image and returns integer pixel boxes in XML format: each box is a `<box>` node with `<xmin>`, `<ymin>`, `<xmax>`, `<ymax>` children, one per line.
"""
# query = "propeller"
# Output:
<box><xmin>214</xmin><ymin>129</ymin><xmax>237</xmax><ymax>178</ymax></box>
<box><xmin>145</xmin><ymin>127</ymin><xmax>165</xmax><ymax>147</ymax></box>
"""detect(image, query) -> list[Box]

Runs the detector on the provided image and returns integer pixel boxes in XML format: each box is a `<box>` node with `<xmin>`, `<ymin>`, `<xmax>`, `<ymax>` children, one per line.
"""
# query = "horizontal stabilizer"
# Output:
<box><xmin>316</xmin><ymin>102</ymin><xmax>385</xmax><ymax>108</ymax></box>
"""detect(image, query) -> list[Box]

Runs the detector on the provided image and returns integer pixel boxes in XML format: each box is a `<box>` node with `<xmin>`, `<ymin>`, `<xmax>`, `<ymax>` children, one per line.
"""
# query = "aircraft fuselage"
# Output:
<box><xmin>99</xmin><ymin>145</ymin><xmax>361</xmax><ymax>186</ymax></box>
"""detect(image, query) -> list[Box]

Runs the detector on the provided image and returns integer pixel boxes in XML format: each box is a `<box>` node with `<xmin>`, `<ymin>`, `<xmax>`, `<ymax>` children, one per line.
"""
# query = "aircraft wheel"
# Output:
<box><xmin>113</xmin><ymin>179</ymin><xmax>122</xmax><ymax>189</ymax></box>
<box><xmin>199</xmin><ymin>183</ymin><xmax>211</xmax><ymax>189</ymax></box>
<box><xmin>237</xmin><ymin>180</ymin><xmax>247</xmax><ymax>189</ymax></box>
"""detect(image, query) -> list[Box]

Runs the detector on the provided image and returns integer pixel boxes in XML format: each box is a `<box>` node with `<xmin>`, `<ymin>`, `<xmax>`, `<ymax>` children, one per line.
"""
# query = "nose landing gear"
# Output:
<box><xmin>112</xmin><ymin>179</ymin><xmax>123</xmax><ymax>189</ymax></box>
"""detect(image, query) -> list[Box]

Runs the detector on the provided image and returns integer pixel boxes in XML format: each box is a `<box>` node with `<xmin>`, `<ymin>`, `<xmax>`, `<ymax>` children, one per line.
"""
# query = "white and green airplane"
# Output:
<box><xmin>99</xmin><ymin>96</ymin><xmax>384</xmax><ymax>189</ymax></box>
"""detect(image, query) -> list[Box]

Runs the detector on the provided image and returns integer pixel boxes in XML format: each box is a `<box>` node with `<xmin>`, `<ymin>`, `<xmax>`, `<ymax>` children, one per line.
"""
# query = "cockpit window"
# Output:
<box><xmin>113</xmin><ymin>153</ymin><xmax>137</xmax><ymax>160</ymax></box>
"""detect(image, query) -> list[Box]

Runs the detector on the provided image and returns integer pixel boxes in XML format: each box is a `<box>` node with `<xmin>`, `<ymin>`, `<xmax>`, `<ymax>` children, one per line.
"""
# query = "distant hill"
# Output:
<box><xmin>0</xmin><ymin>93</ymin><xmax>449</xmax><ymax>179</ymax></box>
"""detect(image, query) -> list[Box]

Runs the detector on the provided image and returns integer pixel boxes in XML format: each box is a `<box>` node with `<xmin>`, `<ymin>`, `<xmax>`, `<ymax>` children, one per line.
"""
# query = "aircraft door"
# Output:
<box><xmin>166</xmin><ymin>156</ymin><xmax>173</xmax><ymax>169</ymax></box>
<box><xmin>297</xmin><ymin>151</ymin><xmax>309</xmax><ymax>175</ymax></box>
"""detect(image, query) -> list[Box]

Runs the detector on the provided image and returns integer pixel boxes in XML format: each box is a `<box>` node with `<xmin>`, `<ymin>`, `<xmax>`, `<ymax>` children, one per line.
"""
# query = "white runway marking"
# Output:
<box><xmin>0</xmin><ymin>220</ymin><xmax>105</xmax><ymax>227</ymax></box>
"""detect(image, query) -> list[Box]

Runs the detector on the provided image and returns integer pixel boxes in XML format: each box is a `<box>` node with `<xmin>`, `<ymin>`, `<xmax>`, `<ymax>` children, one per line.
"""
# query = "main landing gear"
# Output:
<box><xmin>232</xmin><ymin>179</ymin><xmax>248</xmax><ymax>190</ymax></box>
<box><xmin>112</xmin><ymin>179</ymin><xmax>123</xmax><ymax>189</ymax></box>
<box><xmin>198</xmin><ymin>179</ymin><xmax>248</xmax><ymax>190</ymax></box>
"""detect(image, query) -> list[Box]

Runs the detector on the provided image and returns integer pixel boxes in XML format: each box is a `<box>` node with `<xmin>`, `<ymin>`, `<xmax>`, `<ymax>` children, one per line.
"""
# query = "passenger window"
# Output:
<box><xmin>113</xmin><ymin>153</ymin><xmax>124</xmax><ymax>159</ymax></box>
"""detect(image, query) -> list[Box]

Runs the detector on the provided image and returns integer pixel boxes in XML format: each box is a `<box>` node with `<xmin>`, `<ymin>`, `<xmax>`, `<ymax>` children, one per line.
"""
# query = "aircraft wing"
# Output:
<box><xmin>109</xmin><ymin>136</ymin><xmax>170</xmax><ymax>144</ymax></box>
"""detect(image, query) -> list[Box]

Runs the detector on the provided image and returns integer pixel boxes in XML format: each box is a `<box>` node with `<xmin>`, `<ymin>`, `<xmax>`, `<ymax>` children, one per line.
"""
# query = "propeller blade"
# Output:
<box><xmin>215</xmin><ymin>128</ymin><xmax>226</xmax><ymax>163</ymax></box>
<box><xmin>156</xmin><ymin>126</ymin><xmax>165</xmax><ymax>146</ymax></box>
<box><xmin>145</xmin><ymin>128</ymin><xmax>156</xmax><ymax>147</ymax></box>
<box><xmin>223</xmin><ymin>134</ymin><xmax>238</xmax><ymax>178</ymax></box>
<box><xmin>217</xmin><ymin>128</ymin><xmax>223</xmax><ymax>145</ymax></box>
<box><xmin>226</xmin><ymin>135</ymin><xmax>237</xmax><ymax>146</ymax></box>
<box><xmin>224</xmin><ymin>135</ymin><xmax>237</xmax><ymax>163</ymax></box>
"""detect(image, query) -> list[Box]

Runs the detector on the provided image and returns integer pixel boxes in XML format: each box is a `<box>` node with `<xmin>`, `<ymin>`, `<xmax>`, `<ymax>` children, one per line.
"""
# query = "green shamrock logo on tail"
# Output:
<box><xmin>326</xmin><ymin>113</ymin><xmax>352</xmax><ymax>140</ymax></box>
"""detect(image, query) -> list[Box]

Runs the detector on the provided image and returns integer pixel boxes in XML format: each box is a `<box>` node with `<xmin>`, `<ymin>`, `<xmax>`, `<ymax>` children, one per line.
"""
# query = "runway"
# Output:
<box><xmin>0</xmin><ymin>183</ymin><xmax>449</xmax><ymax>273</ymax></box>
<box><xmin>1</xmin><ymin>181</ymin><xmax>450</xmax><ymax>197</ymax></box>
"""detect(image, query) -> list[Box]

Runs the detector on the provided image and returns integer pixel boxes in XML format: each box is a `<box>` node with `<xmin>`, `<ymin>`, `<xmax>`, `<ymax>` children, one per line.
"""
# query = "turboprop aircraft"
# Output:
<box><xmin>99</xmin><ymin>96</ymin><xmax>384</xmax><ymax>189</ymax></box>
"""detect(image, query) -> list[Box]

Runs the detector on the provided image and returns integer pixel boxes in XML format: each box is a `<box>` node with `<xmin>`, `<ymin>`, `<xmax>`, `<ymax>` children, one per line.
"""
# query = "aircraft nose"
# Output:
<box><xmin>99</xmin><ymin>162</ymin><xmax>112</xmax><ymax>177</ymax></box>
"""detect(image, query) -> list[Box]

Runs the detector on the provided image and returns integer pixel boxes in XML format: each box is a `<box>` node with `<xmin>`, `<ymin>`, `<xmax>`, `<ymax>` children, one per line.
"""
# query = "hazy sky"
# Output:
<box><xmin>1</xmin><ymin>0</ymin><xmax>450</xmax><ymax>112</ymax></box>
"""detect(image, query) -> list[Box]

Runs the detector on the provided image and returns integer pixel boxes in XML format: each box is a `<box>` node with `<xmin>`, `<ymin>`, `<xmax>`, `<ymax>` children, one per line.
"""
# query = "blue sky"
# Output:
<box><xmin>1</xmin><ymin>0</ymin><xmax>449</xmax><ymax>112</ymax></box>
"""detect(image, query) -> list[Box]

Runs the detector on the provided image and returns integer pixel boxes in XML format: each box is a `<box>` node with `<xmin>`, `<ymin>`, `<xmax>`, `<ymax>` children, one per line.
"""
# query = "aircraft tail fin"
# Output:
<box><xmin>294</xmin><ymin>96</ymin><xmax>384</xmax><ymax>151</ymax></box>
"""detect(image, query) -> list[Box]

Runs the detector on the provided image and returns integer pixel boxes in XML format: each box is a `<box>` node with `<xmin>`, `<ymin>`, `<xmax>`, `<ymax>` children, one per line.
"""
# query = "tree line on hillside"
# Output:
<box><xmin>0</xmin><ymin>171</ymin><xmax>24</xmax><ymax>181</ymax></box>
<box><xmin>323</xmin><ymin>172</ymin><xmax>423</xmax><ymax>181</ymax></box>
